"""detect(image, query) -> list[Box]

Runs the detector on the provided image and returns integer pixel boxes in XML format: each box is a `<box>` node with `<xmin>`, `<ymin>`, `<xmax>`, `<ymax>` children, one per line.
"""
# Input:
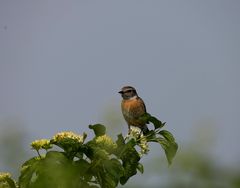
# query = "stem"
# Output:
<box><xmin>36</xmin><ymin>150</ymin><xmax>41</xmax><ymax>158</ymax></box>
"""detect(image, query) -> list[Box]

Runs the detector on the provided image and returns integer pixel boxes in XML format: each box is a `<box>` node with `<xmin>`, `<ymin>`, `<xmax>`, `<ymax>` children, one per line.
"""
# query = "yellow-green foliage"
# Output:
<box><xmin>2</xmin><ymin>113</ymin><xmax>178</xmax><ymax>188</ymax></box>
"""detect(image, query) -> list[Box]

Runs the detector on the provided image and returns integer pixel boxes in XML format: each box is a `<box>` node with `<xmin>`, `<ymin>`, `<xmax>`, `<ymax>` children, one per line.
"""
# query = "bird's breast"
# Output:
<box><xmin>121</xmin><ymin>98</ymin><xmax>145</xmax><ymax>118</ymax></box>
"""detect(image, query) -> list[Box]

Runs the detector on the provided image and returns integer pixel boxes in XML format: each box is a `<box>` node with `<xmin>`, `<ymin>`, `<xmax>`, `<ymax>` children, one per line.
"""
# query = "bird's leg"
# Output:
<box><xmin>124</xmin><ymin>124</ymin><xmax>131</xmax><ymax>142</ymax></box>
<box><xmin>128</xmin><ymin>124</ymin><xmax>131</xmax><ymax>135</ymax></box>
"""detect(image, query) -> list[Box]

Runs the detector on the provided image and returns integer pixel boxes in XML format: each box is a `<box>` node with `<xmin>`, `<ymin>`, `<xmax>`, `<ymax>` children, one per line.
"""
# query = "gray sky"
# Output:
<box><xmin>0</xmin><ymin>0</ymin><xmax>240</xmax><ymax>174</ymax></box>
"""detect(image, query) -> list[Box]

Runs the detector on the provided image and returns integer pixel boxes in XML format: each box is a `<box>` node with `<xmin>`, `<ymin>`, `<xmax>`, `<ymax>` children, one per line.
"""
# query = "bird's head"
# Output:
<box><xmin>119</xmin><ymin>86</ymin><xmax>138</xmax><ymax>100</ymax></box>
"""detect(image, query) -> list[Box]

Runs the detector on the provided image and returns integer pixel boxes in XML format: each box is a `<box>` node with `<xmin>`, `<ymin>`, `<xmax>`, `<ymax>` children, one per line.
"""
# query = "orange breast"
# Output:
<box><xmin>121</xmin><ymin>98</ymin><xmax>146</xmax><ymax>127</ymax></box>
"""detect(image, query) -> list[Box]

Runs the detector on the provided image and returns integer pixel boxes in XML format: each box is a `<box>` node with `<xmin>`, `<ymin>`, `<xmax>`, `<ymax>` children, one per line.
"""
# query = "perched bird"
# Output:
<box><xmin>119</xmin><ymin>86</ymin><xmax>149</xmax><ymax>134</ymax></box>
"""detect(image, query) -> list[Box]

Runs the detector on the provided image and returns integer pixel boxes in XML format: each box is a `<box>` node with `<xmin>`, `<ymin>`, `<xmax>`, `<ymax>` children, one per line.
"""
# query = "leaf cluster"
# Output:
<box><xmin>1</xmin><ymin>113</ymin><xmax>178</xmax><ymax>188</ymax></box>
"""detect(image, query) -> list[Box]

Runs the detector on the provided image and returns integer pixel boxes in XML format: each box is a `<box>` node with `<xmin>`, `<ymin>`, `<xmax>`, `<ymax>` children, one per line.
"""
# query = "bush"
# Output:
<box><xmin>0</xmin><ymin>113</ymin><xmax>178</xmax><ymax>188</ymax></box>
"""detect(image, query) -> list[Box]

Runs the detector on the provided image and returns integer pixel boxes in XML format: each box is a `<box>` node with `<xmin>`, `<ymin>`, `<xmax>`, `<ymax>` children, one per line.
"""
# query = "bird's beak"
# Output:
<box><xmin>118</xmin><ymin>91</ymin><xmax>123</xmax><ymax>94</ymax></box>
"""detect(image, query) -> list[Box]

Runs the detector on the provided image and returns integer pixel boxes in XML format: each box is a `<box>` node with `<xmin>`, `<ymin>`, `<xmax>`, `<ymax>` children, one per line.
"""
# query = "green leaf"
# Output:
<box><xmin>144</xmin><ymin>130</ymin><xmax>156</xmax><ymax>141</ymax></box>
<box><xmin>137</xmin><ymin>163</ymin><xmax>144</xmax><ymax>174</ymax></box>
<box><xmin>19</xmin><ymin>156</ymin><xmax>42</xmax><ymax>188</ymax></box>
<box><xmin>114</xmin><ymin>134</ymin><xmax>125</xmax><ymax>158</ymax></box>
<box><xmin>86</xmin><ymin>140</ymin><xmax>109</xmax><ymax>160</ymax></box>
<box><xmin>74</xmin><ymin>159</ymin><xmax>91</xmax><ymax>176</ymax></box>
<box><xmin>140</xmin><ymin>113</ymin><xmax>165</xmax><ymax>129</ymax></box>
<box><xmin>159</xmin><ymin>130</ymin><xmax>178</xmax><ymax>164</ymax></box>
<box><xmin>83</xmin><ymin>132</ymin><xmax>87</xmax><ymax>142</ymax></box>
<box><xmin>115</xmin><ymin>134</ymin><xmax>125</xmax><ymax>148</ymax></box>
<box><xmin>75</xmin><ymin>159</ymin><xmax>92</xmax><ymax>181</ymax></box>
<box><xmin>101</xmin><ymin>159</ymin><xmax>124</xmax><ymax>187</ymax></box>
<box><xmin>119</xmin><ymin>140</ymin><xmax>140</xmax><ymax>185</ymax></box>
<box><xmin>105</xmin><ymin>159</ymin><xmax>124</xmax><ymax>178</ymax></box>
<box><xmin>89</xmin><ymin>124</ymin><xmax>106</xmax><ymax>136</ymax></box>
<box><xmin>157</xmin><ymin>138</ymin><xmax>178</xmax><ymax>165</ymax></box>
<box><xmin>148</xmin><ymin>115</ymin><xmax>165</xmax><ymax>129</ymax></box>
<box><xmin>159</xmin><ymin>130</ymin><xmax>175</xmax><ymax>142</ymax></box>
<box><xmin>165</xmin><ymin>141</ymin><xmax>178</xmax><ymax>165</ymax></box>
<box><xmin>80</xmin><ymin>144</ymin><xmax>94</xmax><ymax>160</ymax></box>
<box><xmin>19</xmin><ymin>151</ymin><xmax>91</xmax><ymax>188</ymax></box>
<box><xmin>91</xmin><ymin>146</ymin><xmax>109</xmax><ymax>159</ymax></box>
<box><xmin>116</xmin><ymin>134</ymin><xmax>125</xmax><ymax>147</ymax></box>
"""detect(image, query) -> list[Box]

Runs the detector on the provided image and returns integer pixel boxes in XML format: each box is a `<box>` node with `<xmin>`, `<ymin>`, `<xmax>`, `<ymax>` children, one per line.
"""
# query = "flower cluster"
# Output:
<box><xmin>126</xmin><ymin>126</ymin><xmax>149</xmax><ymax>156</ymax></box>
<box><xmin>95</xmin><ymin>134</ymin><xmax>117</xmax><ymax>151</ymax></box>
<box><xmin>31</xmin><ymin>139</ymin><xmax>52</xmax><ymax>151</ymax></box>
<box><xmin>126</xmin><ymin>126</ymin><xmax>141</xmax><ymax>140</ymax></box>
<box><xmin>0</xmin><ymin>172</ymin><xmax>17</xmax><ymax>187</ymax></box>
<box><xmin>0</xmin><ymin>172</ymin><xmax>11</xmax><ymax>181</ymax></box>
<box><xmin>52</xmin><ymin>131</ymin><xmax>84</xmax><ymax>145</ymax></box>
<box><xmin>138</xmin><ymin>135</ymin><xmax>149</xmax><ymax>156</ymax></box>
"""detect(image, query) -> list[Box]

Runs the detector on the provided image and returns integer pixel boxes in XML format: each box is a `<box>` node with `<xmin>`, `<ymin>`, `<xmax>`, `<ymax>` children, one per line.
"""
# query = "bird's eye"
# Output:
<box><xmin>125</xmin><ymin>90</ymin><xmax>132</xmax><ymax>93</ymax></box>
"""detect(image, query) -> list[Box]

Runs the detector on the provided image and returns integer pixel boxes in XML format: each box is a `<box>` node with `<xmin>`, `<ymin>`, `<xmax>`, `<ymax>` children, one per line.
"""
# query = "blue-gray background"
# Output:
<box><xmin>0</xmin><ymin>1</ymin><xmax>239</xmax><ymax>187</ymax></box>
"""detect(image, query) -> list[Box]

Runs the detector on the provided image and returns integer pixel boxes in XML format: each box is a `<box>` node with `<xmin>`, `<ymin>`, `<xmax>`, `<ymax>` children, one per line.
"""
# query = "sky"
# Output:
<box><xmin>0</xmin><ymin>0</ymin><xmax>240</xmax><ymax>178</ymax></box>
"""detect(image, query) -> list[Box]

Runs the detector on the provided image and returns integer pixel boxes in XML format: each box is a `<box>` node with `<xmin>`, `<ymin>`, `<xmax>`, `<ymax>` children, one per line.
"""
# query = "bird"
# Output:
<box><xmin>119</xmin><ymin>86</ymin><xmax>149</xmax><ymax>134</ymax></box>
